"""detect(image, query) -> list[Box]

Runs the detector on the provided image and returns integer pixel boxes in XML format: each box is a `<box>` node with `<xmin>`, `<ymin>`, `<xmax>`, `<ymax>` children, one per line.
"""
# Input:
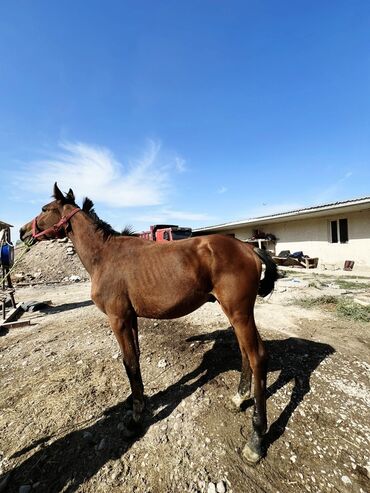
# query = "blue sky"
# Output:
<box><xmin>1</xmin><ymin>1</ymin><xmax>370</xmax><ymax>237</ymax></box>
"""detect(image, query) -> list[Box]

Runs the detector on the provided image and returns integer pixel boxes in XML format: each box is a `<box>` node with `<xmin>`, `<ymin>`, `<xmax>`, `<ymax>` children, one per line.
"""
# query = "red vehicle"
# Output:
<box><xmin>139</xmin><ymin>224</ymin><xmax>192</xmax><ymax>242</ymax></box>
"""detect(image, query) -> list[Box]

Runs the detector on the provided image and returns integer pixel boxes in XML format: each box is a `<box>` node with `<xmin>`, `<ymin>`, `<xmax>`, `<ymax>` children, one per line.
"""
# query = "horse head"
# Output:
<box><xmin>20</xmin><ymin>183</ymin><xmax>79</xmax><ymax>243</ymax></box>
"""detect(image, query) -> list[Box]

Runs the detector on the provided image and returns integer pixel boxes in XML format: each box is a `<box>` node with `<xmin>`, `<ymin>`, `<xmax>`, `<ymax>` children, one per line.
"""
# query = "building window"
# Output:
<box><xmin>330</xmin><ymin>218</ymin><xmax>348</xmax><ymax>243</ymax></box>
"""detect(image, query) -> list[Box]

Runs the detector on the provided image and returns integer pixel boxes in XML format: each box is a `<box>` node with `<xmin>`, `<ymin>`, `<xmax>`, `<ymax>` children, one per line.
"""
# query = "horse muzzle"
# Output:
<box><xmin>19</xmin><ymin>226</ymin><xmax>36</xmax><ymax>245</ymax></box>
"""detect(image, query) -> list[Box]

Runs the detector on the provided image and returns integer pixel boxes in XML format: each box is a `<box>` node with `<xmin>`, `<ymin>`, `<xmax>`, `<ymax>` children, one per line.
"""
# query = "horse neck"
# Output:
<box><xmin>66</xmin><ymin>209</ymin><xmax>107</xmax><ymax>275</ymax></box>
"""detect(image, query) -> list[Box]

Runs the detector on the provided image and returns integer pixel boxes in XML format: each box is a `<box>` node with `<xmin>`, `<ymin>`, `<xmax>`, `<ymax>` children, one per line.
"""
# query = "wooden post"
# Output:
<box><xmin>1</xmin><ymin>225</ymin><xmax>16</xmax><ymax>317</ymax></box>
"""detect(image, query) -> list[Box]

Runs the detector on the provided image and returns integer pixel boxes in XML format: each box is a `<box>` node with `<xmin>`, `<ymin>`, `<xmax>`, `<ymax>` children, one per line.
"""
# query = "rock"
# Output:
<box><xmin>82</xmin><ymin>431</ymin><xmax>94</xmax><ymax>443</ymax></box>
<box><xmin>341</xmin><ymin>475</ymin><xmax>351</xmax><ymax>485</ymax></box>
<box><xmin>19</xmin><ymin>486</ymin><xmax>32</xmax><ymax>493</ymax></box>
<box><xmin>207</xmin><ymin>483</ymin><xmax>217</xmax><ymax>493</ymax></box>
<box><xmin>216</xmin><ymin>480</ymin><xmax>226</xmax><ymax>493</ymax></box>
<box><xmin>69</xmin><ymin>275</ymin><xmax>81</xmax><ymax>282</ymax></box>
<box><xmin>14</xmin><ymin>273</ymin><xmax>25</xmax><ymax>281</ymax></box>
<box><xmin>157</xmin><ymin>359</ymin><xmax>168</xmax><ymax>369</ymax></box>
<box><xmin>0</xmin><ymin>474</ymin><xmax>10</xmax><ymax>492</ymax></box>
<box><xmin>57</xmin><ymin>238</ymin><xmax>68</xmax><ymax>243</ymax></box>
<box><xmin>198</xmin><ymin>480</ymin><xmax>206</xmax><ymax>490</ymax></box>
<box><xmin>97</xmin><ymin>438</ymin><xmax>107</xmax><ymax>451</ymax></box>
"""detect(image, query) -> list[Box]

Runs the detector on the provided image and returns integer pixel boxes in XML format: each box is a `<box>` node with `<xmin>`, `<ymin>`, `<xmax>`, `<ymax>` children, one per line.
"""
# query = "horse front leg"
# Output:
<box><xmin>109</xmin><ymin>313</ymin><xmax>145</xmax><ymax>433</ymax></box>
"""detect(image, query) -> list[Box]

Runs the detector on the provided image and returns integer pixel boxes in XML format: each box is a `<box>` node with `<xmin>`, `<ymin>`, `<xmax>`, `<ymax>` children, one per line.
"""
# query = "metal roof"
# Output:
<box><xmin>0</xmin><ymin>220</ymin><xmax>13</xmax><ymax>229</ymax></box>
<box><xmin>194</xmin><ymin>196</ymin><xmax>370</xmax><ymax>233</ymax></box>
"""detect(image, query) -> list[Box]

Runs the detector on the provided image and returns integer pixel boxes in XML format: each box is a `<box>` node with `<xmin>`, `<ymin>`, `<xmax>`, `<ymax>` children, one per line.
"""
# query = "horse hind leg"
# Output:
<box><xmin>231</xmin><ymin>351</ymin><xmax>252</xmax><ymax>409</ymax></box>
<box><xmin>228</xmin><ymin>312</ymin><xmax>268</xmax><ymax>464</ymax></box>
<box><xmin>109</xmin><ymin>313</ymin><xmax>145</xmax><ymax>432</ymax></box>
<box><xmin>131</xmin><ymin>316</ymin><xmax>140</xmax><ymax>359</ymax></box>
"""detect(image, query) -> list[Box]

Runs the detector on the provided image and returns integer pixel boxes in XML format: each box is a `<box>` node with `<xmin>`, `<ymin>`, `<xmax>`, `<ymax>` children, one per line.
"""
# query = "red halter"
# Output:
<box><xmin>32</xmin><ymin>208</ymin><xmax>81</xmax><ymax>240</ymax></box>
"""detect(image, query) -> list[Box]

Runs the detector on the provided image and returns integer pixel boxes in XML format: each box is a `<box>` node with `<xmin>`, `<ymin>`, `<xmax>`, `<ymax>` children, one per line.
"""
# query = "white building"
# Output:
<box><xmin>194</xmin><ymin>197</ymin><xmax>370</xmax><ymax>270</ymax></box>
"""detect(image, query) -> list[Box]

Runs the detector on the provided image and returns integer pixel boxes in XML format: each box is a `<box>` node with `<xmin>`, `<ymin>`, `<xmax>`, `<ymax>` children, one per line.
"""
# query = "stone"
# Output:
<box><xmin>83</xmin><ymin>431</ymin><xmax>94</xmax><ymax>442</ymax></box>
<box><xmin>97</xmin><ymin>438</ymin><xmax>107</xmax><ymax>451</ymax></box>
<box><xmin>341</xmin><ymin>475</ymin><xmax>351</xmax><ymax>485</ymax></box>
<box><xmin>69</xmin><ymin>275</ymin><xmax>81</xmax><ymax>282</ymax></box>
<box><xmin>207</xmin><ymin>483</ymin><xmax>217</xmax><ymax>493</ymax></box>
<box><xmin>0</xmin><ymin>474</ymin><xmax>10</xmax><ymax>491</ymax></box>
<box><xmin>216</xmin><ymin>480</ymin><xmax>226</xmax><ymax>493</ymax></box>
<box><xmin>19</xmin><ymin>486</ymin><xmax>32</xmax><ymax>493</ymax></box>
<box><xmin>157</xmin><ymin>359</ymin><xmax>168</xmax><ymax>368</ymax></box>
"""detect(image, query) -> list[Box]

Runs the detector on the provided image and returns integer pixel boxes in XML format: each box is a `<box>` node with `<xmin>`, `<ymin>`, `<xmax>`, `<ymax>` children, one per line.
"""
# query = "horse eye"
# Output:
<box><xmin>42</xmin><ymin>207</ymin><xmax>47</xmax><ymax>212</ymax></box>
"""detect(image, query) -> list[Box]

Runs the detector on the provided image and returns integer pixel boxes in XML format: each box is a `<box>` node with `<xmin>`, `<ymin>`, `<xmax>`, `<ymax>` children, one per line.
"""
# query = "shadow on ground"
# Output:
<box><xmin>0</xmin><ymin>301</ymin><xmax>94</xmax><ymax>338</ymax></box>
<box><xmin>1</xmin><ymin>328</ymin><xmax>334</xmax><ymax>492</ymax></box>
<box><xmin>41</xmin><ymin>300</ymin><xmax>94</xmax><ymax>314</ymax></box>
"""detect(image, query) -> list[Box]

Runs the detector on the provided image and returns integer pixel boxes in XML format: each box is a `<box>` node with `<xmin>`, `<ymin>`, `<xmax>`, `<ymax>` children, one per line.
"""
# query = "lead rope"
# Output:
<box><xmin>0</xmin><ymin>240</ymin><xmax>34</xmax><ymax>287</ymax></box>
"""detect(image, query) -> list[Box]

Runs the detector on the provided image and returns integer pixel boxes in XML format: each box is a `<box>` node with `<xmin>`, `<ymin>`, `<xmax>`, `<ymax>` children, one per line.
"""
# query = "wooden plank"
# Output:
<box><xmin>0</xmin><ymin>320</ymin><xmax>31</xmax><ymax>329</ymax></box>
<box><xmin>2</xmin><ymin>304</ymin><xmax>25</xmax><ymax>324</ymax></box>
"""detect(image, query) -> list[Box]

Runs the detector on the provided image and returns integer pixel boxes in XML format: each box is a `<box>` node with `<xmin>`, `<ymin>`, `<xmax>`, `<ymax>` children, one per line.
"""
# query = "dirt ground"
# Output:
<box><xmin>0</xmin><ymin>243</ymin><xmax>369</xmax><ymax>493</ymax></box>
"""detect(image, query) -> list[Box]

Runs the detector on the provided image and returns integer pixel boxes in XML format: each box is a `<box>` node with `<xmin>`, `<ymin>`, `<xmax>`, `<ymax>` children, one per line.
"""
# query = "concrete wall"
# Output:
<box><xmin>227</xmin><ymin>208</ymin><xmax>370</xmax><ymax>268</ymax></box>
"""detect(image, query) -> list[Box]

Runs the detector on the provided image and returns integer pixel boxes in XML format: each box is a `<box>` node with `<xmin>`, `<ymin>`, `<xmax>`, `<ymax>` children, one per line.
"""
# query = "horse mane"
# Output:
<box><xmin>121</xmin><ymin>225</ymin><xmax>136</xmax><ymax>236</ymax></box>
<box><xmin>82</xmin><ymin>198</ymin><xmax>135</xmax><ymax>239</ymax></box>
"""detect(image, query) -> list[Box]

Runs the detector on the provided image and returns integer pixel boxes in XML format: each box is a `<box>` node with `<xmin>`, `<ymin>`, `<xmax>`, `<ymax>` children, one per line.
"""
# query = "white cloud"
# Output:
<box><xmin>174</xmin><ymin>157</ymin><xmax>186</xmax><ymax>173</ymax></box>
<box><xmin>135</xmin><ymin>208</ymin><xmax>214</xmax><ymax>225</ymax></box>
<box><xmin>314</xmin><ymin>172</ymin><xmax>354</xmax><ymax>203</ymax></box>
<box><xmin>15</xmin><ymin>139</ymin><xmax>184</xmax><ymax>207</ymax></box>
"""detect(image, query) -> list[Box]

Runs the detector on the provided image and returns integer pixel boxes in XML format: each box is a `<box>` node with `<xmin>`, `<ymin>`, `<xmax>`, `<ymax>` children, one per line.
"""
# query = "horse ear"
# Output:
<box><xmin>53</xmin><ymin>182</ymin><xmax>65</xmax><ymax>203</ymax></box>
<box><xmin>66</xmin><ymin>188</ymin><xmax>75</xmax><ymax>202</ymax></box>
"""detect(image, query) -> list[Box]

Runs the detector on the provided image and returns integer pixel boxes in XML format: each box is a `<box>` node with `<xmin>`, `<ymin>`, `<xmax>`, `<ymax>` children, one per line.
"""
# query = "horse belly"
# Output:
<box><xmin>132</xmin><ymin>288</ymin><xmax>209</xmax><ymax>319</ymax></box>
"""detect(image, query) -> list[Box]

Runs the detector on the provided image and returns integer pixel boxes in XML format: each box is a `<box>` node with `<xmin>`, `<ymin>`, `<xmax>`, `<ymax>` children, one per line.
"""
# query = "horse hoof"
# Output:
<box><xmin>121</xmin><ymin>424</ymin><xmax>139</xmax><ymax>439</ymax></box>
<box><xmin>119</xmin><ymin>411</ymin><xmax>142</xmax><ymax>438</ymax></box>
<box><xmin>120</xmin><ymin>426</ymin><xmax>135</xmax><ymax>439</ymax></box>
<box><xmin>120</xmin><ymin>420</ymin><xmax>142</xmax><ymax>439</ymax></box>
<box><xmin>242</xmin><ymin>443</ymin><xmax>262</xmax><ymax>465</ymax></box>
<box><xmin>133</xmin><ymin>398</ymin><xmax>145</xmax><ymax>422</ymax></box>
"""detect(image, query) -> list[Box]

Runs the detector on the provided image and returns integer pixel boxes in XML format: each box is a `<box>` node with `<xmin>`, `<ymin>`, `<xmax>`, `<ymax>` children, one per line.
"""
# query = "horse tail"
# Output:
<box><xmin>253</xmin><ymin>247</ymin><xmax>278</xmax><ymax>297</ymax></box>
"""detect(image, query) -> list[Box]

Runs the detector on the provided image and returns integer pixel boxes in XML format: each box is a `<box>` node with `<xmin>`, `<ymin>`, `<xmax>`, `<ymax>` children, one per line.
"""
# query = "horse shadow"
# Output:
<box><xmin>40</xmin><ymin>300</ymin><xmax>94</xmax><ymax>314</ymax></box>
<box><xmin>1</xmin><ymin>328</ymin><xmax>334</xmax><ymax>492</ymax></box>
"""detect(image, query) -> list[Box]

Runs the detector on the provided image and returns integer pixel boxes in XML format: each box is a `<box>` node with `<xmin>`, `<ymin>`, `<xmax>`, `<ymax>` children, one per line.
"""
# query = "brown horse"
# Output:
<box><xmin>20</xmin><ymin>183</ymin><xmax>278</xmax><ymax>464</ymax></box>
